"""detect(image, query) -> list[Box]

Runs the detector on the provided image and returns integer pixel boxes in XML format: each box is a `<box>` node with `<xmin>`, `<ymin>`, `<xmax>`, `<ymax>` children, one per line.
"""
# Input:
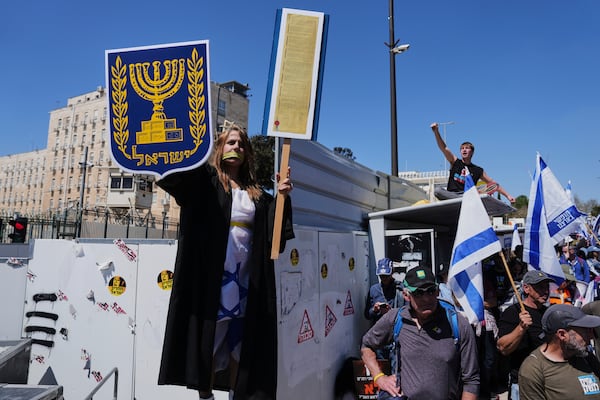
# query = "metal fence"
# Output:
<box><xmin>0</xmin><ymin>209</ymin><xmax>180</xmax><ymax>243</ymax></box>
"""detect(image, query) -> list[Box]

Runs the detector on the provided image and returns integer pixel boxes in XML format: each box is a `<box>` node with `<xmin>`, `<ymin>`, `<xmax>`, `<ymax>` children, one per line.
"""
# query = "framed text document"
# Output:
<box><xmin>263</xmin><ymin>8</ymin><xmax>328</xmax><ymax>140</ymax></box>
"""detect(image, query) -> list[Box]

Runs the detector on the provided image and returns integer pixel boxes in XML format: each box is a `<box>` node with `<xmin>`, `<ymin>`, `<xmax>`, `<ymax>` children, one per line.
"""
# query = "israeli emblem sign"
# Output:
<box><xmin>105</xmin><ymin>40</ymin><xmax>213</xmax><ymax>178</ymax></box>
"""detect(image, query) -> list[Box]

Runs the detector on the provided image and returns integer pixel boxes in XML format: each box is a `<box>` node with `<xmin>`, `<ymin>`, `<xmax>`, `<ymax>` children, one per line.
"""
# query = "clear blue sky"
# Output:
<box><xmin>2</xmin><ymin>1</ymin><xmax>599</xmax><ymax>202</ymax></box>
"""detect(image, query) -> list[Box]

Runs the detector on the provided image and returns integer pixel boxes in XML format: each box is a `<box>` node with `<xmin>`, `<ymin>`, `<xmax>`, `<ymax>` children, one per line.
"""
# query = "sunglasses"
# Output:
<box><xmin>411</xmin><ymin>286</ymin><xmax>438</xmax><ymax>297</ymax></box>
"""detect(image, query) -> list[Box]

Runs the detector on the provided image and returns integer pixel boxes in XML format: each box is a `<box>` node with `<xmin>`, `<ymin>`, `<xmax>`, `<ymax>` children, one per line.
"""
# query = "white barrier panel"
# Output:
<box><xmin>18</xmin><ymin>233</ymin><xmax>370</xmax><ymax>400</ymax></box>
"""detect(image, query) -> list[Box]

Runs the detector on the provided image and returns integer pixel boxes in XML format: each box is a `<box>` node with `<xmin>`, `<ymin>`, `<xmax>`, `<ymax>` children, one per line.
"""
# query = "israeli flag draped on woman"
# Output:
<box><xmin>523</xmin><ymin>153</ymin><xmax>586</xmax><ymax>282</ymax></box>
<box><xmin>449</xmin><ymin>169</ymin><xmax>502</xmax><ymax>324</ymax></box>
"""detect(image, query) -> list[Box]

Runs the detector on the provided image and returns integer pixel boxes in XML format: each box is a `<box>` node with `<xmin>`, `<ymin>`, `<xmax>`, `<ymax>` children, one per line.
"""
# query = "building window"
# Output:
<box><xmin>137</xmin><ymin>179</ymin><xmax>152</xmax><ymax>192</ymax></box>
<box><xmin>218</xmin><ymin>100</ymin><xmax>226</xmax><ymax>117</ymax></box>
<box><xmin>110</xmin><ymin>176</ymin><xmax>134</xmax><ymax>190</ymax></box>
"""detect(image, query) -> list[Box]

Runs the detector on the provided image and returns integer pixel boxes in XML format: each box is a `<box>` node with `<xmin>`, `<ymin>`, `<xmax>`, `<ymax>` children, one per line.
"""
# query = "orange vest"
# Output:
<box><xmin>549</xmin><ymin>287</ymin><xmax>572</xmax><ymax>305</ymax></box>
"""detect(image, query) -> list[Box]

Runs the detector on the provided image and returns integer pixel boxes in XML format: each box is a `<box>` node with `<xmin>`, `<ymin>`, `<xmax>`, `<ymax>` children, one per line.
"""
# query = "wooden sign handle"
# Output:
<box><xmin>271</xmin><ymin>138</ymin><xmax>291</xmax><ymax>260</ymax></box>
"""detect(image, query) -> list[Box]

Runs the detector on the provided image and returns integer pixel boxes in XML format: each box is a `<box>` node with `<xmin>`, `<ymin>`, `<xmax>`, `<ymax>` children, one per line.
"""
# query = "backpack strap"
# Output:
<box><xmin>438</xmin><ymin>299</ymin><xmax>460</xmax><ymax>350</ymax></box>
<box><xmin>393</xmin><ymin>307</ymin><xmax>405</xmax><ymax>342</ymax></box>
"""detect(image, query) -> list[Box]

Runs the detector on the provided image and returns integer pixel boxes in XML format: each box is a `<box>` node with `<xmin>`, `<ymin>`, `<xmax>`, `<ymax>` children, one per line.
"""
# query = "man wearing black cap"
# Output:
<box><xmin>361</xmin><ymin>267</ymin><xmax>479</xmax><ymax>400</ymax></box>
<box><xmin>497</xmin><ymin>270</ymin><xmax>554</xmax><ymax>400</ymax></box>
<box><xmin>519</xmin><ymin>304</ymin><xmax>600</xmax><ymax>399</ymax></box>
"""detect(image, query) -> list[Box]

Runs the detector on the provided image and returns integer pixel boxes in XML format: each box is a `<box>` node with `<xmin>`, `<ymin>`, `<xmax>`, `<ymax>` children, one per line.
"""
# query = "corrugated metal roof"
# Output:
<box><xmin>368</xmin><ymin>195</ymin><xmax>515</xmax><ymax>227</ymax></box>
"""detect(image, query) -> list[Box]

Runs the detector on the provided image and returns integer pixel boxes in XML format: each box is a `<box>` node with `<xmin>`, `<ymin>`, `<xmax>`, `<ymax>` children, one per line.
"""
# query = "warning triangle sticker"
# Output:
<box><xmin>343</xmin><ymin>290</ymin><xmax>355</xmax><ymax>316</ymax></box>
<box><xmin>298</xmin><ymin>309</ymin><xmax>314</xmax><ymax>343</ymax></box>
<box><xmin>325</xmin><ymin>305</ymin><xmax>337</xmax><ymax>337</ymax></box>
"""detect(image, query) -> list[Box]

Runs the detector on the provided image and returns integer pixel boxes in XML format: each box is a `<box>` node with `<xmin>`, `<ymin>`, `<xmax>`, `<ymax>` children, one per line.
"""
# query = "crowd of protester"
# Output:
<box><xmin>360</xmin><ymin>234</ymin><xmax>600</xmax><ymax>400</ymax></box>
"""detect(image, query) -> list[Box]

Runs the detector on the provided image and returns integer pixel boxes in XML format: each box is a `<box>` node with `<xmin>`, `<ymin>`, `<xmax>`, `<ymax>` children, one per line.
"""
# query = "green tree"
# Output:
<box><xmin>333</xmin><ymin>147</ymin><xmax>356</xmax><ymax>161</ymax></box>
<box><xmin>250</xmin><ymin>134</ymin><xmax>275</xmax><ymax>190</ymax></box>
<box><xmin>508</xmin><ymin>195</ymin><xmax>529</xmax><ymax>219</ymax></box>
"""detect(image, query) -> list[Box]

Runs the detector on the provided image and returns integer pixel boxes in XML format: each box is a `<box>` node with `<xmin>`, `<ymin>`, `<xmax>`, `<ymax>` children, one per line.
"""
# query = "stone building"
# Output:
<box><xmin>0</xmin><ymin>81</ymin><xmax>250</xmax><ymax>225</ymax></box>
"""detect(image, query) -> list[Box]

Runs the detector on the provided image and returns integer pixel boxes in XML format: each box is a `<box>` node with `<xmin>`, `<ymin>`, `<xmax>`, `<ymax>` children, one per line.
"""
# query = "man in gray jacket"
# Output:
<box><xmin>361</xmin><ymin>266</ymin><xmax>479</xmax><ymax>400</ymax></box>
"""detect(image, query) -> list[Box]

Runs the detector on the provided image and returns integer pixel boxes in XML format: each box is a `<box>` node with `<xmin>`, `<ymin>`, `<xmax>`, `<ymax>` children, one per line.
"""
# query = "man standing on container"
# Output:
<box><xmin>430</xmin><ymin>122</ymin><xmax>514</xmax><ymax>203</ymax></box>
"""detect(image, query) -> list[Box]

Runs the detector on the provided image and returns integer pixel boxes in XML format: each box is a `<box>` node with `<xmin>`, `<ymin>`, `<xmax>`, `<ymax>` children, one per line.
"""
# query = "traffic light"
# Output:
<box><xmin>8</xmin><ymin>217</ymin><xmax>28</xmax><ymax>243</ymax></box>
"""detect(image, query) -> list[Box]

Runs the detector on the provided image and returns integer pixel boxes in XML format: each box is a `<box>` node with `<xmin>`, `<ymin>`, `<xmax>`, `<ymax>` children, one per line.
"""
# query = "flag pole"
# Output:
<box><xmin>585</xmin><ymin>222</ymin><xmax>600</xmax><ymax>245</ymax></box>
<box><xmin>499</xmin><ymin>250</ymin><xmax>525</xmax><ymax>312</ymax></box>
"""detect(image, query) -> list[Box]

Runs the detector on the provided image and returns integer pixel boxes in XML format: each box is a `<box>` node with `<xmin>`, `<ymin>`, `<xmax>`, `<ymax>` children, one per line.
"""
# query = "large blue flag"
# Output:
<box><xmin>523</xmin><ymin>154</ymin><xmax>585</xmax><ymax>282</ymax></box>
<box><xmin>449</xmin><ymin>170</ymin><xmax>501</xmax><ymax>324</ymax></box>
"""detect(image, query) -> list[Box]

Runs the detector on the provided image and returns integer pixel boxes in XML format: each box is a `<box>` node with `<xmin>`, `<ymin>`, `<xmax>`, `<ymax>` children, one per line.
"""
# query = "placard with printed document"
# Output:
<box><xmin>263</xmin><ymin>8</ymin><xmax>328</xmax><ymax>258</ymax></box>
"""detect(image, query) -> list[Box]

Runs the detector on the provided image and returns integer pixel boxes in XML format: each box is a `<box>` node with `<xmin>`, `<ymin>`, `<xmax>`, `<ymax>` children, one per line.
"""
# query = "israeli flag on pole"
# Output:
<box><xmin>449</xmin><ymin>169</ymin><xmax>501</xmax><ymax>324</ymax></box>
<box><xmin>565</xmin><ymin>180</ymin><xmax>574</xmax><ymax>203</ymax></box>
<box><xmin>536</xmin><ymin>156</ymin><xmax>586</xmax><ymax>243</ymax></box>
<box><xmin>592</xmin><ymin>217</ymin><xmax>600</xmax><ymax>247</ymax></box>
<box><xmin>511</xmin><ymin>223</ymin><xmax>522</xmax><ymax>252</ymax></box>
<box><xmin>523</xmin><ymin>154</ymin><xmax>575</xmax><ymax>283</ymax></box>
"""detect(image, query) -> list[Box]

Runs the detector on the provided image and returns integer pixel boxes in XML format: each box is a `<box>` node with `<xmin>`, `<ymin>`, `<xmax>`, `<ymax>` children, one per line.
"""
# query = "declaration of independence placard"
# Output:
<box><xmin>263</xmin><ymin>8</ymin><xmax>328</xmax><ymax>140</ymax></box>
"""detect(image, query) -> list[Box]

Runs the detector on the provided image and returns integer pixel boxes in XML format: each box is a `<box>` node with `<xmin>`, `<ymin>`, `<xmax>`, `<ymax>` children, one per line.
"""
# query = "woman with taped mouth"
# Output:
<box><xmin>157</xmin><ymin>125</ymin><xmax>294</xmax><ymax>400</ymax></box>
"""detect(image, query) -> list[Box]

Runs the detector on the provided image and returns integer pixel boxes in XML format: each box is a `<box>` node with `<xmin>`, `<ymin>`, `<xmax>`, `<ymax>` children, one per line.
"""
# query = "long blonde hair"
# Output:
<box><xmin>211</xmin><ymin>125</ymin><xmax>262</xmax><ymax>201</ymax></box>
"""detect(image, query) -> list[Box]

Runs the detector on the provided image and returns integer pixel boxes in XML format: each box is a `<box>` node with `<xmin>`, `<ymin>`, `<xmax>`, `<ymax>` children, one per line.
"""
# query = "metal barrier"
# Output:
<box><xmin>84</xmin><ymin>367</ymin><xmax>118</xmax><ymax>400</ymax></box>
<box><xmin>0</xmin><ymin>211</ymin><xmax>180</xmax><ymax>243</ymax></box>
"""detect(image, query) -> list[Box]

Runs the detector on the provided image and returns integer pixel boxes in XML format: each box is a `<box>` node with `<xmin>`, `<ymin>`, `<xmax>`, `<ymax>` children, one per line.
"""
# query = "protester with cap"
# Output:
<box><xmin>364</xmin><ymin>258</ymin><xmax>403</xmax><ymax>325</ymax></box>
<box><xmin>560</xmin><ymin>244</ymin><xmax>591</xmax><ymax>283</ymax></box>
<box><xmin>586</xmin><ymin>246</ymin><xmax>600</xmax><ymax>278</ymax></box>
<box><xmin>497</xmin><ymin>270</ymin><xmax>554</xmax><ymax>400</ymax></box>
<box><xmin>518</xmin><ymin>303</ymin><xmax>600</xmax><ymax>399</ymax></box>
<box><xmin>361</xmin><ymin>266</ymin><xmax>479</xmax><ymax>400</ymax></box>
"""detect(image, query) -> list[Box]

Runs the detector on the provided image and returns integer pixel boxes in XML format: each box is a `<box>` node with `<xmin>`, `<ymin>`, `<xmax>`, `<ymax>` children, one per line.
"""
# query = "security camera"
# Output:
<box><xmin>391</xmin><ymin>44</ymin><xmax>410</xmax><ymax>54</ymax></box>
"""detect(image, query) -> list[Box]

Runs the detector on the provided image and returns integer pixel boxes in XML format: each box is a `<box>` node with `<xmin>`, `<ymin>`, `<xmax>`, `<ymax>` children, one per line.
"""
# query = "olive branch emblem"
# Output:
<box><xmin>109</xmin><ymin>47</ymin><xmax>208</xmax><ymax>164</ymax></box>
<box><xmin>111</xmin><ymin>56</ymin><xmax>131</xmax><ymax>159</ymax></box>
<box><xmin>187</xmin><ymin>48</ymin><xmax>206</xmax><ymax>155</ymax></box>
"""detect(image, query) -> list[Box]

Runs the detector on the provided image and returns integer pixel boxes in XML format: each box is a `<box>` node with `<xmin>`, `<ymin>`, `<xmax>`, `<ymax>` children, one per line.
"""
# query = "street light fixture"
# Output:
<box><xmin>386</xmin><ymin>0</ymin><xmax>410</xmax><ymax>176</ymax></box>
<box><xmin>391</xmin><ymin>44</ymin><xmax>410</xmax><ymax>54</ymax></box>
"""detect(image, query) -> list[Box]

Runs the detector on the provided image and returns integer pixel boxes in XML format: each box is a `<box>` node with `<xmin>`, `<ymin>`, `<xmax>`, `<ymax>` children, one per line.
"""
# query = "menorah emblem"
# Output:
<box><xmin>108</xmin><ymin>40</ymin><xmax>211</xmax><ymax>177</ymax></box>
<box><xmin>130</xmin><ymin>59</ymin><xmax>185</xmax><ymax>144</ymax></box>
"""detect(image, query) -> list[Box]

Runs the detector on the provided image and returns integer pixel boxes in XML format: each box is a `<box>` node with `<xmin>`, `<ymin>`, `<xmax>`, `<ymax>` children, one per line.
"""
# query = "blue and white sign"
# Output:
<box><xmin>105</xmin><ymin>40</ymin><xmax>213</xmax><ymax>178</ymax></box>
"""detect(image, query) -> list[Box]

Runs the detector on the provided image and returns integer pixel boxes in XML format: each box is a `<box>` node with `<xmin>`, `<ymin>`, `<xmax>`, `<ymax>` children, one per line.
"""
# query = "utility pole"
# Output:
<box><xmin>77</xmin><ymin>146</ymin><xmax>90</xmax><ymax>237</ymax></box>
<box><xmin>386</xmin><ymin>0</ymin><xmax>410</xmax><ymax>176</ymax></box>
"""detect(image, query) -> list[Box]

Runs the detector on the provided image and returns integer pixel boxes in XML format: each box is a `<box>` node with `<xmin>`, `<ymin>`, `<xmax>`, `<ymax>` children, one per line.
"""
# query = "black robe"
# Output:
<box><xmin>157</xmin><ymin>164</ymin><xmax>294</xmax><ymax>399</ymax></box>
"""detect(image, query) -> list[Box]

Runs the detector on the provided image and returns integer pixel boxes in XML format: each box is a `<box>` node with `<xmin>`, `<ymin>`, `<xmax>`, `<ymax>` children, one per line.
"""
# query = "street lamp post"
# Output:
<box><xmin>386</xmin><ymin>0</ymin><xmax>410</xmax><ymax>176</ymax></box>
<box><xmin>77</xmin><ymin>146</ymin><xmax>93</xmax><ymax>237</ymax></box>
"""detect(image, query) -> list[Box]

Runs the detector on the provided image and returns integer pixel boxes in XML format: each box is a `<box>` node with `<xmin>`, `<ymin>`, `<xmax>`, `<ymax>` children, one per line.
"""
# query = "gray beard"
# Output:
<box><xmin>564</xmin><ymin>335</ymin><xmax>590</xmax><ymax>358</ymax></box>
